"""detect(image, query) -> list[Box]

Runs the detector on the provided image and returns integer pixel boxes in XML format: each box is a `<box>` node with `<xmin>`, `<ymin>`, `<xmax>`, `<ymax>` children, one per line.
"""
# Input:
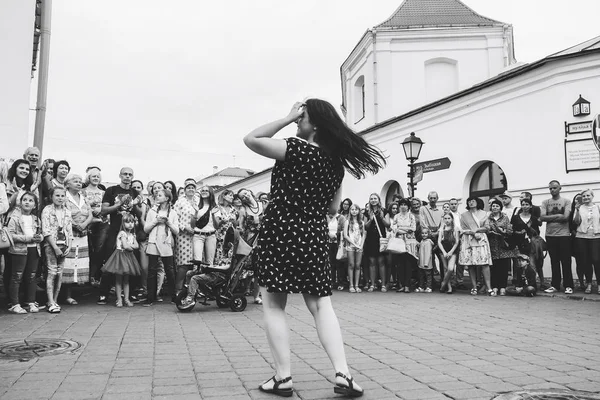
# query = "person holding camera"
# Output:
<box><xmin>41</xmin><ymin>187</ymin><xmax>73</xmax><ymax>313</ymax></box>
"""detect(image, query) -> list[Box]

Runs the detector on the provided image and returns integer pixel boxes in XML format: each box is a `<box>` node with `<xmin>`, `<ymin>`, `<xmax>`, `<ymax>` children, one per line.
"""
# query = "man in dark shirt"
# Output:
<box><xmin>97</xmin><ymin>167</ymin><xmax>141</xmax><ymax>305</ymax></box>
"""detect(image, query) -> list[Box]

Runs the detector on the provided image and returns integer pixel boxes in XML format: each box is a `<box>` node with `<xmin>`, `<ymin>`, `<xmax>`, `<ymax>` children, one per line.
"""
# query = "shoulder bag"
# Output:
<box><xmin>0</xmin><ymin>227</ymin><xmax>13</xmax><ymax>250</ymax></box>
<box><xmin>374</xmin><ymin>215</ymin><xmax>389</xmax><ymax>252</ymax></box>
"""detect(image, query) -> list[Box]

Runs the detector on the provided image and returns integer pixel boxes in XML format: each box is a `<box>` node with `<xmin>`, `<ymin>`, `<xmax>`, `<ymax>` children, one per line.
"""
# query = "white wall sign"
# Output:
<box><xmin>565</xmin><ymin>121</ymin><xmax>592</xmax><ymax>134</ymax></box>
<box><xmin>564</xmin><ymin>138</ymin><xmax>600</xmax><ymax>172</ymax></box>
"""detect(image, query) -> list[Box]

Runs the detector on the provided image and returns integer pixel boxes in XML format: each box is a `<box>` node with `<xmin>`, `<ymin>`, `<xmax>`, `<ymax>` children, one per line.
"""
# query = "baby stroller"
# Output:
<box><xmin>176</xmin><ymin>229</ymin><xmax>256</xmax><ymax>313</ymax></box>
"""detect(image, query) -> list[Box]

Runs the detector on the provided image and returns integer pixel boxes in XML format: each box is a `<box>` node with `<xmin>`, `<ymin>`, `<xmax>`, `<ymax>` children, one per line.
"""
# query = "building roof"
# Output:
<box><xmin>375</xmin><ymin>0</ymin><xmax>505</xmax><ymax>29</ymax></box>
<box><xmin>196</xmin><ymin>167</ymin><xmax>255</xmax><ymax>182</ymax></box>
<box><xmin>549</xmin><ymin>35</ymin><xmax>600</xmax><ymax>58</ymax></box>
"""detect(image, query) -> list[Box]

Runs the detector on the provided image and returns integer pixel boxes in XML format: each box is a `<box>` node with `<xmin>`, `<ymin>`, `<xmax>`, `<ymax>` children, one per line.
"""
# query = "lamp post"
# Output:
<box><xmin>401</xmin><ymin>132</ymin><xmax>424</xmax><ymax>197</ymax></box>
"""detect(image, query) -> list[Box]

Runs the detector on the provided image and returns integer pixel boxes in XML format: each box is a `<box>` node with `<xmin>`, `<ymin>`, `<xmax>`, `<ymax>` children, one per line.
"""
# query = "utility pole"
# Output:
<box><xmin>33</xmin><ymin>0</ymin><xmax>52</xmax><ymax>157</ymax></box>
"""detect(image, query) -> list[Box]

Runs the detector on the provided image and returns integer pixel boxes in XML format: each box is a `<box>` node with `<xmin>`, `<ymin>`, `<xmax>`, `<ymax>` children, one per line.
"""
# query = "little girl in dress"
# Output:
<box><xmin>102</xmin><ymin>213</ymin><xmax>142</xmax><ymax>307</ymax></box>
<box><xmin>344</xmin><ymin>204</ymin><xmax>365</xmax><ymax>293</ymax></box>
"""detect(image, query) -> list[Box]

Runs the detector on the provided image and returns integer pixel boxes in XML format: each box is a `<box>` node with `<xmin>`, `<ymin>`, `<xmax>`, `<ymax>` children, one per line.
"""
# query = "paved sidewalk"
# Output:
<box><xmin>1</xmin><ymin>291</ymin><xmax>599</xmax><ymax>400</ymax></box>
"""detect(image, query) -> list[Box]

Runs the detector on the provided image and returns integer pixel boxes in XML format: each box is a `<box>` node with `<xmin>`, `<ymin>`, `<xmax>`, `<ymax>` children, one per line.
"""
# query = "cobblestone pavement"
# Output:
<box><xmin>0</xmin><ymin>290</ymin><xmax>599</xmax><ymax>400</ymax></box>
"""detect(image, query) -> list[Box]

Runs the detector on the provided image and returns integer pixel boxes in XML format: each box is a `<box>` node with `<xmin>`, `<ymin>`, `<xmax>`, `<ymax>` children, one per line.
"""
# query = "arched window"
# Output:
<box><xmin>469</xmin><ymin>162</ymin><xmax>507</xmax><ymax>210</ymax></box>
<box><xmin>353</xmin><ymin>75</ymin><xmax>365</xmax><ymax>122</ymax></box>
<box><xmin>424</xmin><ymin>58</ymin><xmax>458</xmax><ymax>102</ymax></box>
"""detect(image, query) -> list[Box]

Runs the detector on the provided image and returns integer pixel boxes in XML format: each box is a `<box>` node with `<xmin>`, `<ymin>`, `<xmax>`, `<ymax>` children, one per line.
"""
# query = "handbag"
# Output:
<box><xmin>386</xmin><ymin>236</ymin><xmax>407</xmax><ymax>254</ymax></box>
<box><xmin>0</xmin><ymin>227</ymin><xmax>13</xmax><ymax>250</ymax></box>
<box><xmin>336</xmin><ymin>242</ymin><xmax>347</xmax><ymax>261</ymax></box>
<box><xmin>62</xmin><ymin>237</ymin><xmax>90</xmax><ymax>284</ymax></box>
<box><xmin>373</xmin><ymin>214</ymin><xmax>388</xmax><ymax>253</ymax></box>
<box><xmin>379</xmin><ymin>236</ymin><xmax>389</xmax><ymax>252</ymax></box>
<box><xmin>234</xmin><ymin>231</ymin><xmax>259</xmax><ymax>257</ymax></box>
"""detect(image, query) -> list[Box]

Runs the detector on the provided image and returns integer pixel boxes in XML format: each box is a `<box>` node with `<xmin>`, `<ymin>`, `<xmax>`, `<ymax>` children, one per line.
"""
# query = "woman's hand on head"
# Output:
<box><xmin>286</xmin><ymin>102</ymin><xmax>305</xmax><ymax>123</ymax></box>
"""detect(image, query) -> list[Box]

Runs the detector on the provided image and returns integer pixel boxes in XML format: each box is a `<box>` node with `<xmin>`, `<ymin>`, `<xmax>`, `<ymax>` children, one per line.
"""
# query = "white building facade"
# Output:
<box><xmin>221</xmin><ymin>0</ymin><xmax>600</xmax><ymax>209</ymax></box>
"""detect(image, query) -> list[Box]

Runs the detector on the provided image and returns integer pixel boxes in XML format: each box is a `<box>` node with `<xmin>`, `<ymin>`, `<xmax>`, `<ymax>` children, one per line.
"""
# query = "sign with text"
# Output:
<box><xmin>565</xmin><ymin>120</ymin><xmax>592</xmax><ymax>135</ymax></box>
<box><xmin>413</xmin><ymin>157</ymin><xmax>451</xmax><ymax>173</ymax></box>
<box><xmin>413</xmin><ymin>165</ymin><xmax>423</xmax><ymax>183</ymax></box>
<box><xmin>564</xmin><ymin>138</ymin><xmax>600</xmax><ymax>172</ymax></box>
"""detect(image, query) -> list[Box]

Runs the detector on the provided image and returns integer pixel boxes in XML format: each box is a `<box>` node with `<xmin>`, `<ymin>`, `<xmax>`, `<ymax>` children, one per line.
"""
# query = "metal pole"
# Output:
<box><xmin>408</xmin><ymin>160</ymin><xmax>415</xmax><ymax>198</ymax></box>
<box><xmin>33</xmin><ymin>0</ymin><xmax>52</xmax><ymax>157</ymax></box>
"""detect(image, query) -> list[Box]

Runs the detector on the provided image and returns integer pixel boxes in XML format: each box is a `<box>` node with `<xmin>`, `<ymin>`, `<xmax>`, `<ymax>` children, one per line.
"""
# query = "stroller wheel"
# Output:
<box><xmin>175</xmin><ymin>287</ymin><xmax>188</xmax><ymax>306</ymax></box>
<box><xmin>176</xmin><ymin>288</ymin><xmax>195</xmax><ymax>312</ymax></box>
<box><xmin>216</xmin><ymin>295</ymin><xmax>229</xmax><ymax>308</ymax></box>
<box><xmin>230</xmin><ymin>295</ymin><xmax>247</xmax><ymax>312</ymax></box>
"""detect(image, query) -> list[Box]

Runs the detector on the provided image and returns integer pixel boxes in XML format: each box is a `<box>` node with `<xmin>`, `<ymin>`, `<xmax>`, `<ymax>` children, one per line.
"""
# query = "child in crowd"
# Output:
<box><xmin>102</xmin><ymin>213</ymin><xmax>142</xmax><ymax>307</ymax></box>
<box><xmin>7</xmin><ymin>192</ymin><xmax>43</xmax><ymax>314</ymax></box>
<box><xmin>41</xmin><ymin>187</ymin><xmax>73</xmax><ymax>313</ymax></box>
<box><xmin>506</xmin><ymin>254</ymin><xmax>537</xmax><ymax>297</ymax></box>
<box><xmin>438</xmin><ymin>213</ymin><xmax>459</xmax><ymax>294</ymax></box>
<box><xmin>344</xmin><ymin>204</ymin><xmax>365</xmax><ymax>293</ymax></box>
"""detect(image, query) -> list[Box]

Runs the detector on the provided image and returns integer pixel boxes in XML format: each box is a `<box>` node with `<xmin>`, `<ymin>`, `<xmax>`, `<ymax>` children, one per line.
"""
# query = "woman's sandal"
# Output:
<box><xmin>258</xmin><ymin>375</ymin><xmax>293</xmax><ymax>397</ymax></box>
<box><xmin>47</xmin><ymin>303</ymin><xmax>61</xmax><ymax>314</ymax></box>
<box><xmin>334</xmin><ymin>372</ymin><xmax>364</xmax><ymax>398</ymax></box>
<box><xmin>65</xmin><ymin>297</ymin><xmax>78</xmax><ymax>305</ymax></box>
<box><xmin>470</xmin><ymin>288</ymin><xmax>477</xmax><ymax>296</ymax></box>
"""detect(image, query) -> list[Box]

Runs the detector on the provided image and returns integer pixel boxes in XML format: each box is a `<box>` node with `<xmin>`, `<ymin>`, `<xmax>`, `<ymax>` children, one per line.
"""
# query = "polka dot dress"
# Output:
<box><xmin>256</xmin><ymin>137</ymin><xmax>344</xmax><ymax>297</ymax></box>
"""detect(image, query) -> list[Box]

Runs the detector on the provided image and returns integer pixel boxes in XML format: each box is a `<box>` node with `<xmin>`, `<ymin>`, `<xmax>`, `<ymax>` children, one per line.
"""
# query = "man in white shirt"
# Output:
<box><xmin>419</xmin><ymin>191</ymin><xmax>444</xmax><ymax>290</ymax></box>
<box><xmin>499</xmin><ymin>192</ymin><xmax>516</xmax><ymax>219</ymax></box>
<box><xmin>448</xmin><ymin>198</ymin><xmax>466</xmax><ymax>289</ymax></box>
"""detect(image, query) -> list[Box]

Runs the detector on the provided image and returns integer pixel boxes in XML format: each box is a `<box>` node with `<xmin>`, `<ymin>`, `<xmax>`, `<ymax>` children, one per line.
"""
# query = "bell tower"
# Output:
<box><xmin>341</xmin><ymin>0</ymin><xmax>515</xmax><ymax>130</ymax></box>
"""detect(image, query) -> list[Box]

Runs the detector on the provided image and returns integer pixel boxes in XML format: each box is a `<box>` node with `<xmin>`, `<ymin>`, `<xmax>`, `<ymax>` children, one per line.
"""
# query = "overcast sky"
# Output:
<box><xmin>35</xmin><ymin>0</ymin><xmax>600</xmax><ymax>186</ymax></box>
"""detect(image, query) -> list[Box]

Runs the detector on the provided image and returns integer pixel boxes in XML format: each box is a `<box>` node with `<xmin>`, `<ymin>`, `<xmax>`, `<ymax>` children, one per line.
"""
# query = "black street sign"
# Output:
<box><xmin>413</xmin><ymin>157</ymin><xmax>451</xmax><ymax>173</ymax></box>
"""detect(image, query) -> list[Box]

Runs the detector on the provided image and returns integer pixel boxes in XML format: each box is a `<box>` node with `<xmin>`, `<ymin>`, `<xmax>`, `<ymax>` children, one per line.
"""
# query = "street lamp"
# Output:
<box><xmin>401</xmin><ymin>132</ymin><xmax>424</xmax><ymax>197</ymax></box>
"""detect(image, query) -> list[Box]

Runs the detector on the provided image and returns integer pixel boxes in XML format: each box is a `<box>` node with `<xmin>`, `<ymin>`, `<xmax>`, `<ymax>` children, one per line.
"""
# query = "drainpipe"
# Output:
<box><xmin>33</xmin><ymin>0</ymin><xmax>52</xmax><ymax>157</ymax></box>
<box><xmin>371</xmin><ymin>29</ymin><xmax>378</xmax><ymax>124</ymax></box>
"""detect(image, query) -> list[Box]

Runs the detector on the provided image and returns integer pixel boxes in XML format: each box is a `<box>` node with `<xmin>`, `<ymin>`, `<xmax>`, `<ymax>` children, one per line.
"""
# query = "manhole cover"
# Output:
<box><xmin>0</xmin><ymin>339</ymin><xmax>82</xmax><ymax>360</ymax></box>
<box><xmin>492</xmin><ymin>389</ymin><xmax>600</xmax><ymax>400</ymax></box>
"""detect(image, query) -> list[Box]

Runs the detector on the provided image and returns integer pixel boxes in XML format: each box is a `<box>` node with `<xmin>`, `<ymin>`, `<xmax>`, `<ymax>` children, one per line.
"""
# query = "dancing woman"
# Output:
<box><xmin>244</xmin><ymin>98</ymin><xmax>385</xmax><ymax>397</ymax></box>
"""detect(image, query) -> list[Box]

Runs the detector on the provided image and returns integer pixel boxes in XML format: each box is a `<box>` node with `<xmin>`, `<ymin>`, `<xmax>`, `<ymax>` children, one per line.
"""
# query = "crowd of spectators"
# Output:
<box><xmin>328</xmin><ymin>184</ymin><xmax>598</xmax><ymax>297</ymax></box>
<box><xmin>0</xmin><ymin>147</ymin><xmax>272</xmax><ymax>313</ymax></box>
<box><xmin>1</xmin><ymin>146</ymin><xmax>599</xmax><ymax>314</ymax></box>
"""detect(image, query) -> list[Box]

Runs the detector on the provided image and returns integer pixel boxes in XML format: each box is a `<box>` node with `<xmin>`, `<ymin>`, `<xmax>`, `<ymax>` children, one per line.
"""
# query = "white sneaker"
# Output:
<box><xmin>27</xmin><ymin>303</ymin><xmax>39</xmax><ymax>313</ymax></box>
<box><xmin>544</xmin><ymin>286</ymin><xmax>557</xmax><ymax>293</ymax></box>
<box><xmin>9</xmin><ymin>304</ymin><xmax>27</xmax><ymax>314</ymax></box>
<box><xmin>499</xmin><ymin>288</ymin><xmax>506</xmax><ymax>296</ymax></box>
<box><xmin>565</xmin><ymin>287</ymin><xmax>573</xmax><ymax>294</ymax></box>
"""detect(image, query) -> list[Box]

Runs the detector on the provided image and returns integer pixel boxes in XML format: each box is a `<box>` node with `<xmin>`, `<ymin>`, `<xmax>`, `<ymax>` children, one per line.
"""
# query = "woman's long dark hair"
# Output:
<box><xmin>8</xmin><ymin>159</ymin><xmax>33</xmax><ymax>190</ymax></box>
<box><xmin>164</xmin><ymin>180</ymin><xmax>178</xmax><ymax>203</ymax></box>
<box><xmin>199</xmin><ymin>186</ymin><xmax>217</xmax><ymax>210</ymax></box>
<box><xmin>338</xmin><ymin>198</ymin><xmax>352</xmax><ymax>215</ymax></box>
<box><xmin>305</xmin><ymin>98</ymin><xmax>386</xmax><ymax>179</ymax></box>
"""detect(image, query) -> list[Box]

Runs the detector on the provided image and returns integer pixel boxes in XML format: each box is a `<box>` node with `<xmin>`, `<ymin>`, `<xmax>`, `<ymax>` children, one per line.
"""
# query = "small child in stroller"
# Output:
<box><xmin>180</xmin><ymin>262</ymin><xmax>229</xmax><ymax>308</ymax></box>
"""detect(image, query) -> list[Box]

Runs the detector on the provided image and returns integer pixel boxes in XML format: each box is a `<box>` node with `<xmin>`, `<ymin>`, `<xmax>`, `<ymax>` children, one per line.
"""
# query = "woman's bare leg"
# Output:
<box><xmin>260</xmin><ymin>288</ymin><xmax>293</xmax><ymax>390</ymax></box>
<box><xmin>482</xmin><ymin>265</ymin><xmax>492</xmax><ymax>291</ymax></box>
<box><xmin>303</xmin><ymin>294</ymin><xmax>363</xmax><ymax>392</ymax></box>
